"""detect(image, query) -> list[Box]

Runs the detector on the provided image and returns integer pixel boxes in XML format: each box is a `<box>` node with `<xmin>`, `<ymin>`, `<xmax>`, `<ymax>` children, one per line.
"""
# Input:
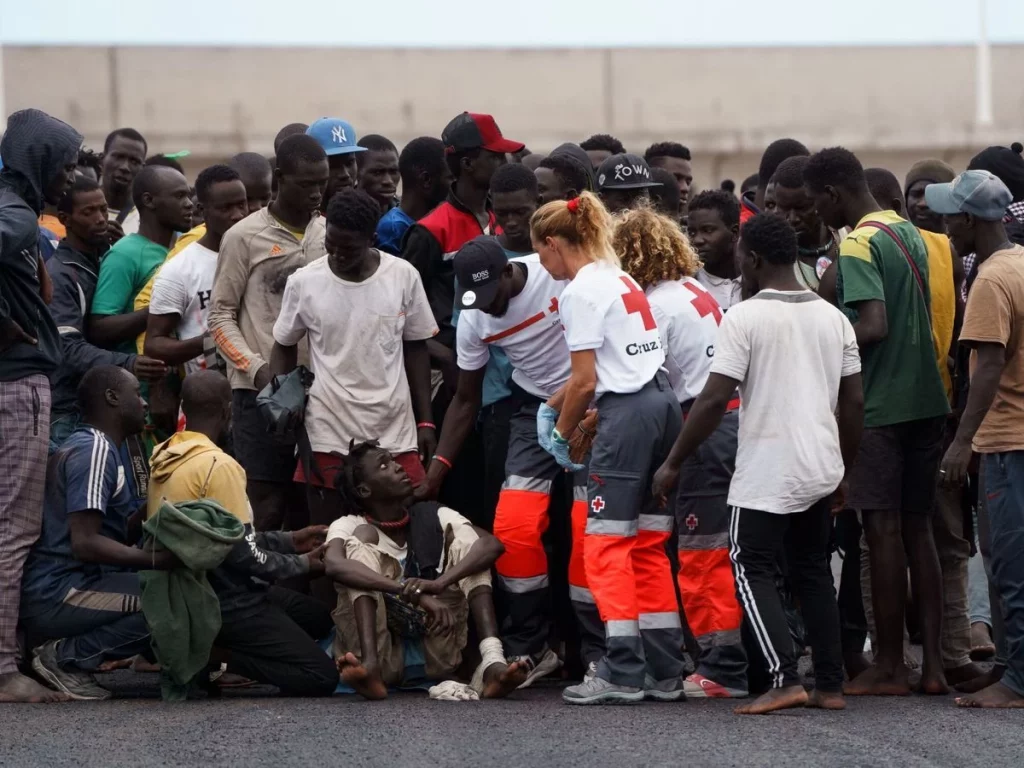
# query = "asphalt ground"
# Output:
<box><xmin>1</xmin><ymin>671</ymin><xmax>1020</xmax><ymax>768</ymax></box>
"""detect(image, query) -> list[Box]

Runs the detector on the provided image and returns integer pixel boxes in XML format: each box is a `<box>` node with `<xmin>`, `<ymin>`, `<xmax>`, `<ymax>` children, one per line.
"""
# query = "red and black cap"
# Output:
<box><xmin>442</xmin><ymin>112</ymin><xmax>525</xmax><ymax>155</ymax></box>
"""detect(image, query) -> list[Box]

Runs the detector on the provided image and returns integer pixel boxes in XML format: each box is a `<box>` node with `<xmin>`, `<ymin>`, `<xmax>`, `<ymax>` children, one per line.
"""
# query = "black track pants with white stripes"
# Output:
<box><xmin>728</xmin><ymin>499</ymin><xmax>844</xmax><ymax>692</ymax></box>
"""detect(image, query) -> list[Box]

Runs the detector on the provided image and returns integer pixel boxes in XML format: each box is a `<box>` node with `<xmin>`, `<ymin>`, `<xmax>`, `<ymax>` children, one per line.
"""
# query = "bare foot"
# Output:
<box><xmin>844</xmin><ymin>651</ymin><xmax>871</xmax><ymax>681</ymax></box>
<box><xmin>0</xmin><ymin>672</ymin><xmax>70</xmax><ymax>703</ymax></box>
<box><xmin>844</xmin><ymin>664</ymin><xmax>912</xmax><ymax>696</ymax></box>
<box><xmin>481</xmin><ymin>660</ymin><xmax>527</xmax><ymax>699</ymax></box>
<box><xmin>914</xmin><ymin>672</ymin><xmax>950</xmax><ymax>696</ymax></box>
<box><xmin>944</xmin><ymin>662</ymin><xmax>987</xmax><ymax>687</ymax></box>
<box><xmin>955</xmin><ymin>665</ymin><xmax>1004</xmax><ymax>694</ymax></box>
<box><xmin>734</xmin><ymin>685</ymin><xmax>809</xmax><ymax>715</ymax></box>
<box><xmin>955</xmin><ymin>681</ymin><xmax>1024</xmax><ymax>708</ymax></box>
<box><xmin>337</xmin><ymin>652</ymin><xmax>387</xmax><ymax>700</ymax></box>
<box><xmin>130</xmin><ymin>656</ymin><xmax>161</xmax><ymax>673</ymax></box>
<box><xmin>96</xmin><ymin>657</ymin><xmax>133</xmax><ymax>672</ymax></box>
<box><xmin>807</xmin><ymin>690</ymin><xmax>846</xmax><ymax>710</ymax></box>
<box><xmin>969</xmin><ymin>622</ymin><xmax>995</xmax><ymax>661</ymax></box>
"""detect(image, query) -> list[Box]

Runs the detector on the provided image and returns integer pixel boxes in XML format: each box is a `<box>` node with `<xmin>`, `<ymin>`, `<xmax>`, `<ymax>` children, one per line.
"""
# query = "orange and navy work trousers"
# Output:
<box><xmin>584</xmin><ymin>373</ymin><xmax>686</xmax><ymax>688</ymax></box>
<box><xmin>494</xmin><ymin>397</ymin><xmax>604</xmax><ymax>663</ymax></box>
<box><xmin>675</xmin><ymin>407</ymin><xmax>748</xmax><ymax>693</ymax></box>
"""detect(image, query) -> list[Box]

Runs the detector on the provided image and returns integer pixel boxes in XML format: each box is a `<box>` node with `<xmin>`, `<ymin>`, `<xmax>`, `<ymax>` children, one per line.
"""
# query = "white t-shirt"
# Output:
<box><xmin>148</xmin><ymin>241</ymin><xmax>218</xmax><ymax>375</ymax></box>
<box><xmin>273</xmin><ymin>252</ymin><xmax>438</xmax><ymax>455</ymax></box>
<box><xmin>696</xmin><ymin>268</ymin><xmax>743</xmax><ymax>312</ymax></box>
<box><xmin>712</xmin><ymin>289</ymin><xmax>860</xmax><ymax>515</ymax></box>
<box><xmin>326</xmin><ymin>507</ymin><xmax>476</xmax><ymax>565</ymax></box>
<box><xmin>647</xmin><ymin>277</ymin><xmax>722</xmax><ymax>403</ymax></box>
<box><xmin>109</xmin><ymin>207</ymin><xmax>140</xmax><ymax>236</ymax></box>
<box><xmin>560</xmin><ymin>261</ymin><xmax>665</xmax><ymax>396</ymax></box>
<box><xmin>456</xmin><ymin>254</ymin><xmax>569</xmax><ymax>398</ymax></box>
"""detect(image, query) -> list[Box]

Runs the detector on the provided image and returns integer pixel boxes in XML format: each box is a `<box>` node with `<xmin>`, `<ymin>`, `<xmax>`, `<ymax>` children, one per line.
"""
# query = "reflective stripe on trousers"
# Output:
<box><xmin>584</xmin><ymin>373</ymin><xmax>686</xmax><ymax>688</ymax></box>
<box><xmin>675</xmin><ymin>409</ymin><xmax>748</xmax><ymax>690</ymax></box>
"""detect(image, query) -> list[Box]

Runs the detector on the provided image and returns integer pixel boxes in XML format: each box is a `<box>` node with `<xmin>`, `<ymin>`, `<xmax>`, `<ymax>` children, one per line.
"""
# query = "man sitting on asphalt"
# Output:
<box><xmin>20</xmin><ymin>366</ymin><xmax>178</xmax><ymax>700</ymax></box>
<box><xmin>147</xmin><ymin>371</ymin><xmax>339</xmax><ymax>697</ymax></box>
<box><xmin>323</xmin><ymin>439</ymin><xmax>526</xmax><ymax>700</ymax></box>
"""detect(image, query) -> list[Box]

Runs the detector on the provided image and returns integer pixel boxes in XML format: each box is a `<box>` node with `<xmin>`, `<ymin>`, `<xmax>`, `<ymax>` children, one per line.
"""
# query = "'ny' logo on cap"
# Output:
<box><xmin>332</xmin><ymin>125</ymin><xmax>347</xmax><ymax>144</ymax></box>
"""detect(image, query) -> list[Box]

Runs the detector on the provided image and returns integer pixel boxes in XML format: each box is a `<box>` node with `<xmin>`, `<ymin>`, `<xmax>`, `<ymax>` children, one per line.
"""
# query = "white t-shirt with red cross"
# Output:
<box><xmin>646</xmin><ymin>276</ymin><xmax>723</xmax><ymax>403</ymax></box>
<box><xmin>457</xmin><ymin>254</ymin><xmax>569</xmax><ymax>399</ymax></box>
<box><xmin>560</xmin><ymin>261</ymin><xmax>665</xmax><ymax>396</ymax></box>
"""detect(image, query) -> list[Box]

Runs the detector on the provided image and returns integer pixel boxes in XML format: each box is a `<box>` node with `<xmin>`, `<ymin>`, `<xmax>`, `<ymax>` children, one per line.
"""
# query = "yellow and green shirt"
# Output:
<box><xmin>837</xmin><ymin>210</ymin><xmax>950</xmax><ymax>427</ymax></box>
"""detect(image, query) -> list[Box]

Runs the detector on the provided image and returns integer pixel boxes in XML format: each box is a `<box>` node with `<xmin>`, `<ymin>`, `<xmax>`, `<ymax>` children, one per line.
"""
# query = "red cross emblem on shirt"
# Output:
<box><xmin>685</xmin><ymin>513</ymin><xmax>699</xmax><ymax>532</ymax></box>
<box><xmin>683</xmin><ymin>281</ymin><xmax>722</xmax><ymax>324</ymax></box>
<box><xmin>548</xmin><ymin>297</ymin><xmax>559</xmax><ymax>314</ymax></box>
<box><xmin>591</xmin><ymin>496</ymin><xmax>606</xmax><ymax>514</ymax></box>
<box><xmin>619</xmin><ymin>276</ymin><xmax>657</xmax><ymax>330</ymax></box>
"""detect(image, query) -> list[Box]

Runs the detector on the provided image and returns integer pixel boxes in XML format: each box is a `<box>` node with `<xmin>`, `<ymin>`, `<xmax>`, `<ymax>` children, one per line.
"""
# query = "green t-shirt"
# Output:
<box><xmin>92</xmin><ymin>234</ymin><xmax>169</xmax><ymax>354</ymax></box>
<box><xmin>837</xmin><ymin>210</ymin><xmax>950</xmax><ymax>427</ymax></box>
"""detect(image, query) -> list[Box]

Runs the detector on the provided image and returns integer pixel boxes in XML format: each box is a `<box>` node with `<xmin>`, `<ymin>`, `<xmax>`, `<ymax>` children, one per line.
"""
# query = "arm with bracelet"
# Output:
<box><xmin>417</xmin><ymin>366</ymin><xmax>487</xmax><ymax>499</ymax></box>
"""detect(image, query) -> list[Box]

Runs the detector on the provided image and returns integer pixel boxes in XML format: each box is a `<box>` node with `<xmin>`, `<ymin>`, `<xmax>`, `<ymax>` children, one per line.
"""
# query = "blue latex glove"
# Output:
<box><xmin>550</xmin><ymin>428</ymin><xmax>585</xmax><ymax>471</ymax></box>
<box><xmin>537</xmin><ymin>403</ymin><xmax>558</xmax><ymax>454</ymax></box>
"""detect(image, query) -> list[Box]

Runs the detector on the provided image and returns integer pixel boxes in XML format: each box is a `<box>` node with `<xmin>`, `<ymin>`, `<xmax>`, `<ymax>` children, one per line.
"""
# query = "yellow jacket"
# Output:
<box><xmin>918</xmin><ymin>228</ymin><xmax>955</xmax><ymax>401</ymax></box>
<box><xmin>147</xmin><ymin>430</ymin><xmax>251</xmax><ymax>523</ymax></box>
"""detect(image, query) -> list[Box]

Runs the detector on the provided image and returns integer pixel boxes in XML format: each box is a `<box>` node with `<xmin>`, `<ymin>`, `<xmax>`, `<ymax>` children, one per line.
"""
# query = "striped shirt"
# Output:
<box><xmin>20</xmin><ymin>426</ymin><xmax>136</xmax><ymax>614</ymax></box>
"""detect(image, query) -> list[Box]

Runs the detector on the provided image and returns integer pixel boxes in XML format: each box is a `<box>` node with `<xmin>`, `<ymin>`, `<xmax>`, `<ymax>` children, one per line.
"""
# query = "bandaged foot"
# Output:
<box><xmin>471</xmin><ymin>637</ymin><xmax>527</xmax><ymax>698</ymax></box>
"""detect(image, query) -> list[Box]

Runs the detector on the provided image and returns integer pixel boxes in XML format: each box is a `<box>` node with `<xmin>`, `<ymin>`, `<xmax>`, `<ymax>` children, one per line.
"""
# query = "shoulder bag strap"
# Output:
<box><xmin>861</xmin><ymin>220</ymin><xmax>929</xmax><ymax>316</ymax></box>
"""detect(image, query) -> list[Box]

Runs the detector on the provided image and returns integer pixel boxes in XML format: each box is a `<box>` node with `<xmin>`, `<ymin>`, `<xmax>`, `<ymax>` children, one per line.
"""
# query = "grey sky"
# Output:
<box><xmin>1</xmin><ymin>0</ymin><xmax>1022</xmax><ymax>47</ymax></box>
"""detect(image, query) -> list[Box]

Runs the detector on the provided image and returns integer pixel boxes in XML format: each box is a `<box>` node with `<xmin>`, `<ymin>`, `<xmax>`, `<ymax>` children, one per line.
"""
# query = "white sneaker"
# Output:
<box><xmin>511</xmin><ymin>648</ymin><xmax>562</xmax><ymax>690</ymax></box>
<box><xmin>563</xmin><ymin>675</ymin><xmax>644</xmax><ymax>705</ymax></box>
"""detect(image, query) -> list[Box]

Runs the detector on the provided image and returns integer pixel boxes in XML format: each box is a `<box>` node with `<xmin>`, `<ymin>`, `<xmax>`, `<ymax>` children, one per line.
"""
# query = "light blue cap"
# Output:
<box><xmin>925</xmin><ymin>170</ymin><xmax>1012</xmax><ymax>222</ymax></box>
<box><xmin>305</xmin><ymin>118</ymin><xmax>367</xmax><ymax>157</ymax></box>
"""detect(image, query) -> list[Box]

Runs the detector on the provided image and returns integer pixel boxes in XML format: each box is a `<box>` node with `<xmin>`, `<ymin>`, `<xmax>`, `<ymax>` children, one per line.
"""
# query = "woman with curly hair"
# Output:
<box><xmin>614</xmin><ymin>207</ymin><xmax>750</xmax><ymax>700</ymax></box>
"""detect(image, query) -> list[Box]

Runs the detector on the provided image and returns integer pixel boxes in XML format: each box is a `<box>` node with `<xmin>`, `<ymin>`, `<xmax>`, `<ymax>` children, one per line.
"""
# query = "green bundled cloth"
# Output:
<box><xmin>140</xmin><ymin>498</ymin><xmax>245</xmax><ymax>701</ymax></box>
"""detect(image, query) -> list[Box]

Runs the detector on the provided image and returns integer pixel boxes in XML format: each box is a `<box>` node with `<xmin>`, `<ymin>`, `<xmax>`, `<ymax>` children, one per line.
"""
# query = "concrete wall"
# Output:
<box><xmin>5</xmin><ymin>44</ymin><xmax>1022</xmax><ymax>186</ymax></box>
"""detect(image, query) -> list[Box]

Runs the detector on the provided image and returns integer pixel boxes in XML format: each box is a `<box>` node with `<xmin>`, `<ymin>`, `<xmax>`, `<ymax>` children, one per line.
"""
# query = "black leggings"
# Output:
<box><xmin>729</xmin><ymin>500</ymin><xmax>844</xmax><ymax>692</ymax></box>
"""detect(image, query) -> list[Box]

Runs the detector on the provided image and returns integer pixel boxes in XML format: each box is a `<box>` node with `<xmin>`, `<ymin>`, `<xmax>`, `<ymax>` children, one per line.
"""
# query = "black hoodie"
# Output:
<box><xmin>0</xmin><ymin>109</ymin><xmax>82</xmax><ymax>382</ymax></box>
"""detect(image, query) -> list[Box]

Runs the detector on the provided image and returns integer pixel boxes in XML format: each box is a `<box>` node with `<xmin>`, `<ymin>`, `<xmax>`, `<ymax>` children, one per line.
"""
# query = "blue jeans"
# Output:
<box><xmin>21</xmin><ymin>572</ymin><xmax>151</xmax><ymax>672</ymax></box>
<box><xmin>982</xmin><ymin>451</ymin><xmax>1024</xmax><ymax>696</ymax></box>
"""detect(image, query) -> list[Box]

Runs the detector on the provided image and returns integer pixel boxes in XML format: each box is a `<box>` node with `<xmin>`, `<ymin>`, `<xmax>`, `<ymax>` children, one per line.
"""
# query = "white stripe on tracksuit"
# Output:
<box><xmin>87</xmin><ymin>432</ymin><xmax>109</xmax><ymax>512</ymax></box>
<box><xmin>728</xmin><ymin>506</ymin><xmax>784</xmax><ymax>689</ymax></box>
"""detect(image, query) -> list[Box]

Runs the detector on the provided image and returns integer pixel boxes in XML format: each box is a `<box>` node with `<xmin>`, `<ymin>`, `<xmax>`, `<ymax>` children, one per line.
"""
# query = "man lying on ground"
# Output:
<box><xmin>323</xmin><ymin>440</ymin><xmax>526</xmax><ymax>700</ymax></box>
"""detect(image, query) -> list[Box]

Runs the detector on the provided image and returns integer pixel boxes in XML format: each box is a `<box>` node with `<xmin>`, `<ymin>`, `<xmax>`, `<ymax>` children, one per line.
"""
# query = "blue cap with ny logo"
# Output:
<box><xmin>925</xmin><ymin>169</ymin><xmax>1012</xmax><ymax>222</ymax></box>
<box><xmin>306</xmin><ymin>118</ymin><xmax>368</xmax><ymax>157</ymax></box>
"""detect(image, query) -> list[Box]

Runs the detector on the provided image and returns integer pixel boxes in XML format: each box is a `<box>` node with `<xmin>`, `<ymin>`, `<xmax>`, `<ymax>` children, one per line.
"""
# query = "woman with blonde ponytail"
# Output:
<box><xmin>530</xmin><ymin>192</ymin><xmax>687</xmax><ymax>705</ymax></box>
<box><xmin>615</xmin><ymin>208</ymin><xmax>750</xmax><ymax>700</ymax></box>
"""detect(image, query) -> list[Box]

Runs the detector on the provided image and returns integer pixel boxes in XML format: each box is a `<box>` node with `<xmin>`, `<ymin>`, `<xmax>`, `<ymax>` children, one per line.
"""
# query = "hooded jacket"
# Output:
<box><xmin>140</xmin><ymin>498</ymin><xmax>245</xmax><ymax>701</ymax></box>
<box><xmin>0</xmin><ymin>109</ymin><xmax>82</xmax><ymax>381</ymax></box>
<box><xmin>49</xmin><ymin>240</ymin><xmax>135</xmax><ymax>419</ymax></box>
<box><xmin>148</xmin><ymin>431</ymin><xmax>310</xmax><ymax>616</ymax></box>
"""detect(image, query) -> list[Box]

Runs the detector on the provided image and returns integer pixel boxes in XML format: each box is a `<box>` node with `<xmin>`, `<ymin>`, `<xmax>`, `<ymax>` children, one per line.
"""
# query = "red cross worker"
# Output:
<box><xmin>530</xmin><ymin>192</ymin><xmax>686</xmax><ymax>705</ymax></box>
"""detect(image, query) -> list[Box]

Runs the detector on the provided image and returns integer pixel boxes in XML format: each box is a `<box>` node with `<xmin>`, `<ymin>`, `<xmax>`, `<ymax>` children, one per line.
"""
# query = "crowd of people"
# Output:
<box><xmin>1</xmin><ymin>104</ymin><xmax>1023</xmax><ymax>714</ymax></box>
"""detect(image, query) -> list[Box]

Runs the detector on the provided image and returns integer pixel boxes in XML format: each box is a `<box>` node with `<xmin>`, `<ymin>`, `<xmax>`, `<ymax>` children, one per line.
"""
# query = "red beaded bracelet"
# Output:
<box><xmin>432</xmin><ymin>455</ymin><xmax>453</xmax><ymax>470</ymax></box>
<box><xmin>417</xmin><ymin>421</ymin><xmax>436</xmax><ymax>430</ymax></box>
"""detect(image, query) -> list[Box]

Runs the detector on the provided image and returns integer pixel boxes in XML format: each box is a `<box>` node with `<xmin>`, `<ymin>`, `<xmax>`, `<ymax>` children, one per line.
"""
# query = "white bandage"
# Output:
<box><xmin>428</xmin><ymin>680</ymin><xmax>479</xmax><ymax>701</ymax></box>
<box><xmin>470</xmin><ymin>636</ymin><xmax>507</xmax><ymax>693</ymax></box>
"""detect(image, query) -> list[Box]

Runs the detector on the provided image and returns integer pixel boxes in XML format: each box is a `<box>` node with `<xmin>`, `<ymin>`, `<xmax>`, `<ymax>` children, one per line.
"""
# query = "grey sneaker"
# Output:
<box><xmin>563</xmin><ymin>675</ymin><xmax>643</xmax><ymax>705</ymax></box>
<box><xmin>584</xmin><ymin>661</ymin><xmax>598</xmax><ymax>681</ymax></box>
<box><xmin>643</xmin><ymin>674</ymin><xmax>686</xmax><ymax>702</ymax></box>
<box><xmin>32</xmin><ymin>640</ymin><xmax>112</xmax><ymax>701</ymax></box>
<box><xmin>512</xmin><ymin>647</ymin><xmax>562</xmax><ymax>690</ymax></box>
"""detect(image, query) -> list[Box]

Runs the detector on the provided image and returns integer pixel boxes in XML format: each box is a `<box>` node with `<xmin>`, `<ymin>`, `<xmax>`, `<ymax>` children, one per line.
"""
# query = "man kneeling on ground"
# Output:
<box><xmin>147</xmin><ymin>370</ymin><xmax>338</xmax><ymax>697</ymax></box>
<box><xmin>323</xmin><ymin>440</ymin><xmax>526</xmax><ymax>700</ymax></box>
<box><xmin>21</xmin><ymin>366</ymin><xmax>178</xmax><ymax>701</ymax></box>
